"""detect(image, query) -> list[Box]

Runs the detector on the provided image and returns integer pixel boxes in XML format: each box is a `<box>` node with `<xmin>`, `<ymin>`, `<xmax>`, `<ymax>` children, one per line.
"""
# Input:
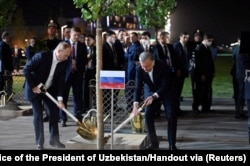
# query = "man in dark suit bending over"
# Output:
<box><xmin>132</xmin><ymin>52</ymin><xmax>177</xmax><ymax>150</ymax></box>
<box><xmin>23</xmin><ymin>42</ymin><xmax>71</xmax><ymax>150</ymax></box>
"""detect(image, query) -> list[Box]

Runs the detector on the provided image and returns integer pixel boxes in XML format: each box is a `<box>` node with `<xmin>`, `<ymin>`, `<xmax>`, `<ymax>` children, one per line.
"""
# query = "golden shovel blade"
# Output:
<box><xmin>76</xmin><ymin>121</ymin><xmax>98</xmax><ymax>140</ymax></box>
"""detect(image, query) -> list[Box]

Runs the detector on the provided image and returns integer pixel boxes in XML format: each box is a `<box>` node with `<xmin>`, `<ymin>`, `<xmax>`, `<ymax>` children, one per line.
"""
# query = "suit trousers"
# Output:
<box><xmin>144</xmin><ymin>96</ymin><xmax>177</xmax><ymax>147</ymax></box>
<box><xmin>174</xmin><ymin>76</ymin><xmax>185</xmax><ymax>109</ymax></box>
<box><xmin>236</xmin><ymin>77</ymin><xmax>245</xmax><ymax>115</ymax></box>
<box><xmin>246</xmin><ymin>100</ymin><xmax>250</xmax><ymax>140</ymax></box>
<box><xmin>193</xmin><ymin>76</ymin><xmax>213</xmax><ymax>111</ymax></box>
<box><xmin>31</xmin><ymin>93</ymin><xmax>60</xmax><ymax>146</ymax></box>
<box><xmin>60</xmin><ymin>73</ymin><xmax>84</xmax><ymax>121</ymax></box>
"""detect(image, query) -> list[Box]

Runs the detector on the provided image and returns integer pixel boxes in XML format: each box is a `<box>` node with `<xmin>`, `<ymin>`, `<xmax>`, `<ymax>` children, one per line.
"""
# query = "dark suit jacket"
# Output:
<box><xmin>114</xmin><ymin>39</ymin><xmax>125</xmax><ymax>69</ymax></box>
<box><xmin>0</xmin><ymin>41</ymin><xmax>13</xmax><ymax>72</ymax></box>
<box><xmin>65</xmin><ymin>41</ymin><xmax>88</xmax><ymax>81</ymax></box>
<box><xmin>134</xmin><ymin>60</ymin><xmax>170</xmax><ymax>102</ymax></box>
<box><xmin>26</xmin><ymin>45</ymin><xmax>36</xmax><ymax>61</ymax></box>
<box><xmin>153</xmin><ymin>42</ymin><xmax>177</xmax><ymax>77</ymax></box>
<box><xmin>194</xmin><ymin>43</ymin><xmax>215</xmax><ymax>79</ymax></box>
<box><xmin>45</xmin><ymin>38</ymin><xmax>61</xmax><ymax>50</ymax></box>
<box><xmin>173</xmin><ymin>41</ymin><xmax>189</xmax><ymax>77</ymax></box>
<box><xmin>102</xmin><ymin>42</ymin><xmax>124</xmax><ymax>70</ymax></box>
<box><xmin>87</xmin><ymin>45</ymin><xmax>96</xmax><ymax>69</ymax></box>
<box><xmin>125</xmin><ymin>40</ymin><xmax>144</xmax><ymax>81</ymax></box>
<box><xmin>23</xmin><ymin>51</ymin><xmax>68</xmax><ymax>101</ymax></box>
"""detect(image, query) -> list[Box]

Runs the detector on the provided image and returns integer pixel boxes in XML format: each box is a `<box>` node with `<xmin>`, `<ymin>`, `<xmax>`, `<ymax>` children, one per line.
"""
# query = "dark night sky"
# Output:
<box><xmin>171</xmin><ymin>0</ymin><xmax>250</xmax><ymax>45</ymax></box>
<box><xmin>17</xmin><ymin>0</ymin><xmax>81</xmax><ymax>26</ymax></box>
<box><xmin>17</xmin><ymin>0</ymin><xmax>250</xmax><ymax>45</ymax></box>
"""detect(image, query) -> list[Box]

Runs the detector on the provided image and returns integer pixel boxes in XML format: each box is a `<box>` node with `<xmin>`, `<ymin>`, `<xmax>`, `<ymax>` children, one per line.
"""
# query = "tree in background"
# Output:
<box><xmin>136</xmin><ymin>0</ymin><xmax>177</xmax><ymax>40</ymax></box>
<box><xmin>0</xmin><ymin>0</ymin><xmax>16</xmax><ymax>29</ymax></box>
<box><xmin>73</xmin><ymin>0</ymin><xmax>134</xmax><ymax>149</ymax></box>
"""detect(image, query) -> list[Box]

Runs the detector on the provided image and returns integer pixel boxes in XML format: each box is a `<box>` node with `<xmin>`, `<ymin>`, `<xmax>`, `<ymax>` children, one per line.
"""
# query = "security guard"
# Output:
<box><xmin>187</xmin><ymin>29</ymin><xmax>204</xmax><ymax>111</ymax></box>
<box><xmin>192</xmin><ymin>34</ymin><xmax>215</xmax><ymax>112</ymax></box>
<box><xmin>45</xmin><ymin>20</ymin><xmax>61</xmax><ymax>50</ymax></box>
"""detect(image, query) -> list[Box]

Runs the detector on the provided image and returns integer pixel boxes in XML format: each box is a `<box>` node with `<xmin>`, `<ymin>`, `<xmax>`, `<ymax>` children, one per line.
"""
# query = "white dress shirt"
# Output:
<box><xmin>45</xmin><ymin>53</ymin><xmax>59</xmax><ymax>89</ymax></box>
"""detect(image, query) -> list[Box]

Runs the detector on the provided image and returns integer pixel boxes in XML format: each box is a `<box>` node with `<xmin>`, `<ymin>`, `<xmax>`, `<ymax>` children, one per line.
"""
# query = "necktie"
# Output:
<box><xmin>183</xmin><ymin>45</ymin><xmax>188</xmax><ymax>70</ymax></box>
<box><xmin>71</xmin><ymin>43</ymin><xmax>76</xmax><ymax>73</ymax></box>
<box><xmin>71</xmin><ymin>43</ymin><xmax>75</xmax><ymax>59</ymax></box>
<box><xmin>145</xmin><ymin>45</ymin><xmax>149</xmax><ymax>52</ymax></box>
<box><xmin>164</xmin><ymin>45</ymin><xmax>170</xmax><ymax>67</ymax></box>
<box><xmin>112</xmin><ymin>44</ymin><xmax>118</xmax><ymax>66</ymax></box>
<box><xmin>183</xmin><ymin>45</ymin><xmax>187</xmax><ymax>54</ymax></box>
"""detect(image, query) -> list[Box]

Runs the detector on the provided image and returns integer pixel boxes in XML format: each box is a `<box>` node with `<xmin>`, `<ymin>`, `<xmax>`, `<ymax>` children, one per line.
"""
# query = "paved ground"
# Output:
<box><xmin>0</xmin><ymin>97</ymin><xmax>249</xmax><ymax>150</ymax></box>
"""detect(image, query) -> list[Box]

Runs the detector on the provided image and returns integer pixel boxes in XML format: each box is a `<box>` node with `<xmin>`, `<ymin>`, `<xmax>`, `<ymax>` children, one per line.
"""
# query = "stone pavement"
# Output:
<box><xmin>0</xmin><ymin>97</ymin><xmax>249</xmax><ymax>150</ymax></box>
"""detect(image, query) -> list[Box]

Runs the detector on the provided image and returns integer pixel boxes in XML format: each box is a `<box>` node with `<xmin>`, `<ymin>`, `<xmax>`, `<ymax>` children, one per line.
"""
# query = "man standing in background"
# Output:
<box><xmin>192</xmin><ymin>34</ymin><xmax>215</xmax><ymax>113</ymax></box>
<box><xmin>12</xmin><ymin>44</ymin><xmax>22</xmax><ymax>75</ymax></box>
<box><xmin>0</xmin><ymin>31</ymin><xmax>13</xmax><ymax>98</ymax></box>
<box><xmin>59</xmin><ymin>27</ymin><xmax>88</xmax><ymax>127</ymax></box>
<box><xmin>154</xmin><ymin>31</ymin><xmax>178</xmax><ymax>118</ymax></box>
<box><xmin>102</xmin><ymin>30</ymin><xmax>125</xmax><ymax>113</ymax></box>
<box><xmin>44</xmin><ymin>21</ymin><xmax>61</xmax><ymax>50</ymax></box>
<box><xmin>173</xmin><ymin>32</ymin><xmax>190</xmax><ymax>116</ymax></box>
<box><xmin>26</xmin><ymin>37</ymin><xmax>36</xmax><ymax>61</ymax></box>
<box><xmin>124</xmin><ymin>32</ymin><xmax>144</xmax><ymax>112</ymax></box>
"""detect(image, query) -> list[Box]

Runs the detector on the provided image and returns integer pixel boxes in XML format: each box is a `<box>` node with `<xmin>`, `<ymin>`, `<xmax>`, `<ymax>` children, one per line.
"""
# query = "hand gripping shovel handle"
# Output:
<box><xmin>113</xmin><ymin>102</ymin><xmax>146</xmax><ymax>133</ymax></box>
<box><xmin>37</xmin><ymin>83</ymin><xmax>79</xmax><ymax>123</ymax></box>
<box><xmin>104</xmin><ymin>102</ymin><xmax>146</xmax><ymax>142</ymax></box>
<box><xmin>38</xmin><ymin>83</ymin><xmax>98</xmax><ymax>140</ymax></box>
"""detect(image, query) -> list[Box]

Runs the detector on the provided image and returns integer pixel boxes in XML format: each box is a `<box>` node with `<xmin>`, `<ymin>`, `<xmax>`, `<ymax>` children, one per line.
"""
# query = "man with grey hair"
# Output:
<box><xmin>23</xmin><ymin>41</ymin><xmax>71</xmax><ymax>150</ymax></box>
<box><xmin>133</xmin><ymin>51</ymin><xmax>178</xmax><ymax>150</ymax></box>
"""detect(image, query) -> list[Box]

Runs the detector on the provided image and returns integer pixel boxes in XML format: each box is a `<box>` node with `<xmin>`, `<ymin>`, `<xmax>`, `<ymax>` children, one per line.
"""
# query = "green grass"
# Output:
<box><xmin>182</xmin><ymin>55</ymin><xmax>233</xmax><ymax>98</ymax></box>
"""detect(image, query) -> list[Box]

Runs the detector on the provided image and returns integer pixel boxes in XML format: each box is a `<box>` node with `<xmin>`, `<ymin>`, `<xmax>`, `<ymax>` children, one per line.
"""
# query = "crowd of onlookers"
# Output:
<box><xmin>1</xmin><ymin>21</ymin><xmax>250</xmax><ymax>149</ymax></box>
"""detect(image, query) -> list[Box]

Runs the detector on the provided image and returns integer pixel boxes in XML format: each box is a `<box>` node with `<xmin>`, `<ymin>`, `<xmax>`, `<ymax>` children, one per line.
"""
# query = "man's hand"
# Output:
<box><xmin>57</xmin><ymin>100</ymin><xmax>65</xmax><ymax>109</ymax></box>
<box><xmin>132</xmin><ymin>102</ymin><xmax>139</xmax><ymax>116</ymax></box>
<box><xmin>32</xmin><ymin>86</ymin><xmax>41</xmax><ymax>94</ymax></box>
<box><xmin>144</xmin><ymin>96</ymin><xmax>155</xmax><ymax>106</ymax></box>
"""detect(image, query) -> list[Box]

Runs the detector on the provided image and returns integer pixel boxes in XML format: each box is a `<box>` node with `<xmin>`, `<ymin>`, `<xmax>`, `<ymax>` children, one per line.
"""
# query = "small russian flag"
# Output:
<box><xmin>100</xmin><ymin>70</ymin><xmax>125</xmax><ymax>89</ymax></box>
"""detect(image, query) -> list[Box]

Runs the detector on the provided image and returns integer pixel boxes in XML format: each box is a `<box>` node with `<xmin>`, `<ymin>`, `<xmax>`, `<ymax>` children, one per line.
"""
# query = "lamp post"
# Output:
<box><xmin>61</xmin><ymin>25</ymin><xmax>67</xmax><ymax>40</ymax></box>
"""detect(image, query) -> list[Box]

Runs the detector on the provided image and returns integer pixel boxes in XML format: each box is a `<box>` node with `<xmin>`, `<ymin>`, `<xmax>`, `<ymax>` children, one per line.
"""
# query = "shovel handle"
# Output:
<box><xmin>112</xmin><ymin>106</ymin><xmax>144</xmax><ymax>134</ymax></box>
<box><xmin>37</xmin><ymin>83</ymin><xmax>79</xmax><ymax>123</ymax></box>
<box><xmin>104</xmin><ymin>104</ymin><xmax>145</xmax><ymax>143</ymax></box>
<box><xmin>43</xmin><ymin>90</ymin><xmax>79</xmax><ymax>123</ymax></box>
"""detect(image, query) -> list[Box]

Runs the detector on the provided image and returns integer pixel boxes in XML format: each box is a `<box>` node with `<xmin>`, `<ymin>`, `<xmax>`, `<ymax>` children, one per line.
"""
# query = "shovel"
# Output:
<box><xmin>104</xmin><ymin>102</ymin><xmax>147</xmax><ymax>143</ymax></box>
<box><xmin>37</xmin><ymin>83</ymin><xmax>97</xmax><ymax>140</ymax></box>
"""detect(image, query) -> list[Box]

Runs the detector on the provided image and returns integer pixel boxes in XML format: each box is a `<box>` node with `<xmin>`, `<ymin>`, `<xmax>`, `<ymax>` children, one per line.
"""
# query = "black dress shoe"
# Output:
<box><xmin>43</xmin><ymin>115</ymin><xmax>49</xmax><ymax>122</ymax></box>
<box><xmin>240</xmin><ymin>113</ymin><xmax>248</xmax><ymax>119</ymax></box>
<box><xmin>180</xmin><ymin>96</ymin><xmax>183</xmax><ymax>102</ymax></box>
<box><xmin>235</xmin><ymin>113</ymin><xmax>248</xmax><ymax>120</ymax></box>
<box><xmin>36</xmin><ymin>145</ymin><xmax>44</xmax><ymax>150</ymax></box>
<box><xmin>177</xmin><ymin>108</ymin><xmax>184</xmax><ymax>116</ymax></box>
<box><xmin>154</xmin><ymin>112</ymin><xmax>161</xmax><ymax>119</ymax></box>
<box><xmin>169</xmin><ymin>145</ymin><xmax>177</xmax><ymax>150</ymax></box>
<box><xmin>60</xmin><ymin>121</ymin><xmax>66</xmax><ymax>127</ymax></box>
<box><xmin>146</xmin><ymin>144</ymin><xmax>159</xmax><ymax>150</ymax></box>
<box><xmin>49</xmin><ymin>141</ymin><xmax>65</xmax><ymax>148</ymax></box>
